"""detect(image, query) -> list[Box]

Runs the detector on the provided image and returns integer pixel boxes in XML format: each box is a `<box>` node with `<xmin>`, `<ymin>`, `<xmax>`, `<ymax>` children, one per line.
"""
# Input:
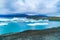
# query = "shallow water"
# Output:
<box><xmin>48</xmin><ymin>21</ymin><xmax>60</xmax><ymax>28</ymax></box>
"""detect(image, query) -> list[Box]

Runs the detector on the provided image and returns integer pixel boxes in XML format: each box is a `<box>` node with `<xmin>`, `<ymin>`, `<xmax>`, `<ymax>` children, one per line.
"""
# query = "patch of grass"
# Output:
<box><xmin>48</xmin><ymin>17</ymin><xmax>60</xmax><ymax>21</ymax></box>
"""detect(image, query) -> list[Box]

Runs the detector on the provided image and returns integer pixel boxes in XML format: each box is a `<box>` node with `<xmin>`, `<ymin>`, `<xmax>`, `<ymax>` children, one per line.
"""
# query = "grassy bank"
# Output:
<box><xmin>48</xmin><ymin>17</ymin><xmax>60</xmax><ymax>21</ymax></box>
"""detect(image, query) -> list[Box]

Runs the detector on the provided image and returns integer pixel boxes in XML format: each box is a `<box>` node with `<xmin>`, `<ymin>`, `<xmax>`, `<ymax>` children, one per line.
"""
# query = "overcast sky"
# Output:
<box><xmin>0</xmin><ymin>0</ymin><xmax>60</xmax><ymax>16</ymax></box>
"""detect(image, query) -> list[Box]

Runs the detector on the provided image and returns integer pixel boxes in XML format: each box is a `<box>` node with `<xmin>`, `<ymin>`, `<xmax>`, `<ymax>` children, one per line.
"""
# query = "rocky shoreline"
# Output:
<box><xmin>0</xmin><ymin>27</ymin><xmax>60</xmax><ymax>40</ymax></box>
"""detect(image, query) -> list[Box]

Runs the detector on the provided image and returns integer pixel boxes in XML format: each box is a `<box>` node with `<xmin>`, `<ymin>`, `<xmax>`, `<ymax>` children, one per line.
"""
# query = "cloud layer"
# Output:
<box><xmin>0</xmin><ymin>0</ymin><xmax>60</xmax><ymax>15</ymax></box>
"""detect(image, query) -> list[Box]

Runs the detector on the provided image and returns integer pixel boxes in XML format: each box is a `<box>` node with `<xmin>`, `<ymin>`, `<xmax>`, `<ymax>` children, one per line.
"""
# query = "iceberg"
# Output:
<box><xmin>0</xmin><ymin>22</ymin><xmax>8</xmax><ymax>26</ymax></box>
<box><xmin>27</xmin><ymin>23</ymin><xmax>48</xmax><ymax>26</ymax></box>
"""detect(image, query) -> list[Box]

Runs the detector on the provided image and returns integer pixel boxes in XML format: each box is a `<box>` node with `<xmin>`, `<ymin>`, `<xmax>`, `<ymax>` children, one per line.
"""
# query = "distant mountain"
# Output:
<box><xmin>0</xmin><ymin>13</ymin><xmax>48</xmax><ymax>18</ymax></box>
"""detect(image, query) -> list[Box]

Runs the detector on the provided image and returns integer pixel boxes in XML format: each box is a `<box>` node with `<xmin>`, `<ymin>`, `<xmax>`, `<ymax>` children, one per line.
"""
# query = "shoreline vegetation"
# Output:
<box><xmin>48</xmin><ymin>17</ymin><xmax>60</xmax><ymax>21</ymax></box>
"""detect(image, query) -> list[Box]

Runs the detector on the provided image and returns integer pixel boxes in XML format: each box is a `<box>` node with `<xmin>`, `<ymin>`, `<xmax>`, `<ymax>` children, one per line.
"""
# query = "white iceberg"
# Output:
<box><xmin>0</xmin><ymin>18</ymin><xmax>11</xmax><ymax>22</ymax></box>
<box><xmin>27</xmin><ymin>23</ymin><xmax>48</xmax><ymax>26</ymax></box>
<box><xmin>0</xmin><ymin>22</ymin><xmax>8</xmax><ymax>26</ymax></box>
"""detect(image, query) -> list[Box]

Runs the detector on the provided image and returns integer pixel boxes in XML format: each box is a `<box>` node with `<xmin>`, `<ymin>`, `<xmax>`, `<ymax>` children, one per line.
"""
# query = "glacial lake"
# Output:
<box><xmin>0</xmin><ymin>18</ymin><xmax>60</xmax><ymax>35</ymax></box>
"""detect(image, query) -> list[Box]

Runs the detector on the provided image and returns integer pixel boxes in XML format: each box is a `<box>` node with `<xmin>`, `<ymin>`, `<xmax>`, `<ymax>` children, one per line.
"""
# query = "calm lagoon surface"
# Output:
<box><xmin>48</xmin><ymin>21</ymin><xmax>60</xmax><ymax>28</ymax></box>
<box><xmin>0</xmin><ymin>18</ymin><xmax>60</xmax><ymax>35</ymax></box>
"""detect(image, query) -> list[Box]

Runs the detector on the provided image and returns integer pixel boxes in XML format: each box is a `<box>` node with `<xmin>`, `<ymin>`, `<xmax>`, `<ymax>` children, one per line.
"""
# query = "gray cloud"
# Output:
<box><xmin>0</xmin><ymin>0</ymin><xmax>59</xmax><ymax>14</ymax></box>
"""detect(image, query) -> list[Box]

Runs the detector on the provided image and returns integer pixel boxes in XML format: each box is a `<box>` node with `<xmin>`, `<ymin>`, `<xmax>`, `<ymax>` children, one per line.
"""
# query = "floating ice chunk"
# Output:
<box><xmin>27</xmin><ymin>23</ymin><xmax>48</xmax><ymax>26</ymax></box>
<box><xmin>11</xmin><ymin>17</ymin><xmax>49</xmax><ymax>23</ymax></box>
<box><xmin>11</xmin><ymin>17</ymin><xmax>27</xmax><ymax>22</ymax></box>
<box><xmin>0</xmin><ymin>18</ymin><xmax>11</xmax><ymax>21</ymax></box>
<box><xmin>11</xmin><ymin>18</ymin><xmax>19</xmax><ymax>21</ymax></box>
<box><xmin>0</xmin><ymin>22</ymin><xmax>8</xmax><ymax>26</ymax></box>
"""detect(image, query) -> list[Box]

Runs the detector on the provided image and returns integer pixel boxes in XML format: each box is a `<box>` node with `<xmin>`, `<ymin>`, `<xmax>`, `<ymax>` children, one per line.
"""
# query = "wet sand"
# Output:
<box><xmin>0</xmin><ymin>27</ymin><xmax>60</xmax><ymax>40</ymax></box>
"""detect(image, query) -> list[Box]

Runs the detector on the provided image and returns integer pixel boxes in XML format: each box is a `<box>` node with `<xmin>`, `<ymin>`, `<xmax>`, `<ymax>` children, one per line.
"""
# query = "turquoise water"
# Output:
<box><xmin>48</xmin><ymin>21</ymin><xmax>60</xmax><ymax>28</ymax></box>
<box><xmin>0</xmin><ymin>18</ymin><xmax>60</xmax><ymax>35</ymax></box>
<box><xmin>0</xmin><ymin>22</ymin><xmax>47</xmax><ymax>35</ymax></box>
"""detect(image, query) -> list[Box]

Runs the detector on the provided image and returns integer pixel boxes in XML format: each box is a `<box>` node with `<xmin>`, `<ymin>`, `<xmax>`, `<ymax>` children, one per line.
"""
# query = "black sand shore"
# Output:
<box><xmin>0</xmin><ymin>27</ymin><xmax>60</xmax><ymax>40</ymax></box>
